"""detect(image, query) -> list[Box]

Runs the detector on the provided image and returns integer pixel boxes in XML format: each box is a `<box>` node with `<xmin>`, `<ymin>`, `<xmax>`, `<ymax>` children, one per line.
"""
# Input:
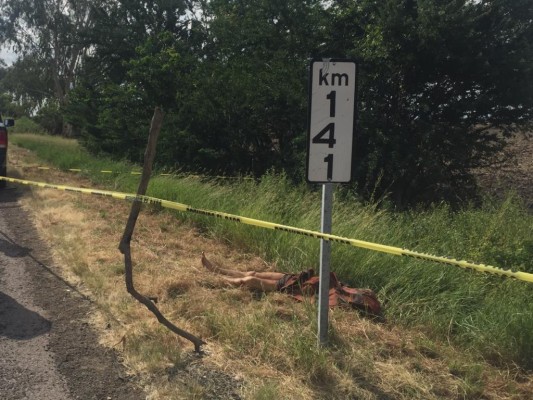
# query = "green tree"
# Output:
<box><xmin>164</xmin><ymin>0</ymin><xmax>325</xmax><ymax>176</ymax></box>
<box><xmin>1</xmin><ymin>55</ymin><xmax>55</xmax><ymax>115</ymax></box>
<box><xmin>68</xmin><ymin>0</ymin><xmax>325</xmax><ymax>176</ymax></box>
<box><xmin>0</xmin><ymin>0</ymin><xmax>103</xmax><ymax>134</ymax></box>
<box><xmin>64</xmin><ymin>0</ymin><xmax>195</xmax><ymax>161</ymax></box>
<box><xmin>45</xmin><ymin>0</ymin><xmax>533</xmax><ymax>206</ymax></box>
<box><xmin>326</xmin><ymin>0</ymin><xmax>533</xmax><ymax>206</ymax></box>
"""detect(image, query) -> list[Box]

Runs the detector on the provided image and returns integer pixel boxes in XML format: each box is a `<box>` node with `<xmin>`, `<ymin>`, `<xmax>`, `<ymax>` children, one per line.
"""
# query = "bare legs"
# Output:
<box><xmin>201</xmin><ymin>252</ymin><xmax>284</xmax><ymax>292</ymax></box>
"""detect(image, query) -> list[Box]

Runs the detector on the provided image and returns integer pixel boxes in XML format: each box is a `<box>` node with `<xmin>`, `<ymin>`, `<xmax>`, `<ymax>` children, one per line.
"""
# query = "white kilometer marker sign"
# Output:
<box><xmin>307</xmin><ymin>59</ymin><xmax>357</xmax><ymax>183</ymax></box>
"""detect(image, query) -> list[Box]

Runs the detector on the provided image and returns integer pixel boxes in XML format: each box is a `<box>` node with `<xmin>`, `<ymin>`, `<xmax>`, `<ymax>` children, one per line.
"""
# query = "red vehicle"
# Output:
<box><xmin>0</xmin><ymin>114</ymin><xmax>15</xmax><ymax>188</ymax></box>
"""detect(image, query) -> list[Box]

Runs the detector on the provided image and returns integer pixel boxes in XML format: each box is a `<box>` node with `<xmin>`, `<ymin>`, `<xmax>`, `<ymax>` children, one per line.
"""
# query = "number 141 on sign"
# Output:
<box><xmin>306</xmin><ymin>60</ymin><xmax>357</xmax><ymax>183</ymax></box>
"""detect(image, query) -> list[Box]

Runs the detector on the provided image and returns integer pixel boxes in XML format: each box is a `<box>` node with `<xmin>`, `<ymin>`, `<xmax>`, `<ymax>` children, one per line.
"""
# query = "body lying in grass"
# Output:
<box><xmin>201</xmin><ymin>252</ymin><xmax>382</xmax><ymax>317</ymax></box>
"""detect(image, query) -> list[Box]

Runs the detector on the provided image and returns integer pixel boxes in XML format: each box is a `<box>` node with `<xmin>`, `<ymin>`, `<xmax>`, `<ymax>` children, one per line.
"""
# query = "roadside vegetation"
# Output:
<box><xmin>8</xmin><ymin>133</ymin><xmax>533</xmax><ymax>399</ymax></box>
<box><xmin>2</xmin><ymin>1</ymin><xmax>532</xmax><ymax>398</ymax></box>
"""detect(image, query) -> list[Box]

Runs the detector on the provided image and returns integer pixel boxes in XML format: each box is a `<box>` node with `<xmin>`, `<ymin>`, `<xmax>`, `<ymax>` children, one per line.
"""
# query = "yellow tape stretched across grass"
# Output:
<box><xmin>12</xmin><ymin>164</ymin><xmax>253</xmax><ymax>179</ymax></box>
<box><xmin>2</xmin><ymin>175</ymin><xmax>532</xmax><ymax>284</ymax></box>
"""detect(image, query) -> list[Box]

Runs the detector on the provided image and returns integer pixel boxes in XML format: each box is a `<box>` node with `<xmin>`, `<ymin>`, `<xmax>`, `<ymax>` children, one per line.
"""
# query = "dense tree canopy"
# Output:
<box><xmin>327</xmin><ymin>0</ymin><xmax>533</xmax><ymax>204</ymax></box>
<box><xmin>1</xmin><ymin>0</ymin><xmax>532</xmax><ymax>206</ymax></box>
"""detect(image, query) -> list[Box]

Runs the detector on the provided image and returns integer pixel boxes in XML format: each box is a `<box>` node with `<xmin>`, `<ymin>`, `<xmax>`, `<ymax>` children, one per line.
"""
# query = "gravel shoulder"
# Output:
<box><xmin>0</xmin><ymin>184</ymin><xmax>145</xmax><ymax>399</ymax></box>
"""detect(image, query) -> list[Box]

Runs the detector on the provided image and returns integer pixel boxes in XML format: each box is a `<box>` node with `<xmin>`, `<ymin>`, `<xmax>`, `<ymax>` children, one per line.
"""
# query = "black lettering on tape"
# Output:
<box><xmin>187</xmin><ymin>207</ymin><xmax>214</xmax><ymax>217</ymax></box>
<box><xmin>186</xmin><ymin>207</ymin><xmax>241</xmax><ymax>222</ymax></box>
<box><xmin>275</xmin><ymin>226</ymin><xmax>341</xmax><ymax>241</ymax></box>
<box><xmin>332</xmin><ymin>237</ymin><xmax>351</xmax><ymax>245</ymax></box>
<box><xmin>125</xmin><ymin>195</ymin><xmax>162</xmax><ymax>206</ymax></box>
<box><xmin>147</xmin><ymin>199</ymin><xmax>161</xmax><ymax>206</ymax></box>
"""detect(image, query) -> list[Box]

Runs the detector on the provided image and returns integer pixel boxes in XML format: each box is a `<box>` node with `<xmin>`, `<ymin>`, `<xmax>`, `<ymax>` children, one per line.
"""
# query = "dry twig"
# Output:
<box><xmin>118</xmin><ymin>107</ymin><xmax>206</xmax><ymax>353</ymax></box>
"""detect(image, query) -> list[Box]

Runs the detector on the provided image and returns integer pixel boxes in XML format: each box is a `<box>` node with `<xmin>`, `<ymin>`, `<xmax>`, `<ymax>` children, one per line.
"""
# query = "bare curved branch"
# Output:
<box><xmin>118</xmin><ymin>106</ymin><xmax>206</xmax><ymax>353</ymax></box>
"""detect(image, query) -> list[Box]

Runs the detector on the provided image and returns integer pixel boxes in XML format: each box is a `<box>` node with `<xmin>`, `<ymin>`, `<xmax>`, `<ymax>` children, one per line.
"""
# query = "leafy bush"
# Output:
<box><xmin>9</xmin><ymin>116</ymin><xmax>44</xmax><ymax>134</ymax></box>
<box><xmin>34</xmin><ymin>101</ymin><xmax>63</xmax><ymax>135</ymax></box>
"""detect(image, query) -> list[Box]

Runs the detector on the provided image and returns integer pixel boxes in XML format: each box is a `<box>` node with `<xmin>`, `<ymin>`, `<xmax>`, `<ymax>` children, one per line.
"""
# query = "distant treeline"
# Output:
<box><xmin>1</xmin><ymin>0</ymin><xmax>532</xmax><ymax>206</ymax></box>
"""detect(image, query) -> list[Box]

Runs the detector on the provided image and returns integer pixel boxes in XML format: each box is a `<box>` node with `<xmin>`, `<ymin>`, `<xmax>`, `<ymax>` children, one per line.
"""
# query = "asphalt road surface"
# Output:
<box><xmin>0</xmin><ymin>185</ymin><xmax>145</xmax><ymax>399</ymax></box>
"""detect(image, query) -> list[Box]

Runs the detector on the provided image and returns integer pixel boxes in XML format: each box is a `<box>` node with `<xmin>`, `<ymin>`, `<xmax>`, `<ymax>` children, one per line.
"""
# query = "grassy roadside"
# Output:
<box><xmin>7</xmin><ymin>133</ymin><xmax>533</xmax><ymax>399</ymax></box>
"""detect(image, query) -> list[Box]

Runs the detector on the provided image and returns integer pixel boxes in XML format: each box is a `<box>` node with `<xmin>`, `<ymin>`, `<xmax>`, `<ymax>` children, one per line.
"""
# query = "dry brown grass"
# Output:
<box><xmin>8</xmin><ymin>144</ymin><xmax>533</xmax><ymax>399</ymax></box>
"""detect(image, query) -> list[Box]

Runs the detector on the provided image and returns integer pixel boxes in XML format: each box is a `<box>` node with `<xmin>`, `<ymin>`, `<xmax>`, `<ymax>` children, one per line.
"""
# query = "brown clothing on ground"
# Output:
<box><xmin>277</xmin><ymin>269</ymin><xmax>382</xmax><ymax>316</ymax></box>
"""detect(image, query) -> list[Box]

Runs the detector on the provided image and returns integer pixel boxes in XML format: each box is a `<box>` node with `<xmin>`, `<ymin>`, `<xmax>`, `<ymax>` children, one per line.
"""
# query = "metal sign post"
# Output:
<box><xmin>318</xmin><ymin>182</ymin><xmax>333</xmax><ymax>346</ymax></box>
<box><xmin>306</xmin><ymin>58</ymin><xmax>357</xmax><ymax>347</ymax></box>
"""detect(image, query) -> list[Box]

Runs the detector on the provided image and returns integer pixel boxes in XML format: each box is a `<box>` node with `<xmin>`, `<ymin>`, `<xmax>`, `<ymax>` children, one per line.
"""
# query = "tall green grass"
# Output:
<box><xmin>11</xmin><ymin>133</ymin><xmax>533</xmax><ymax>368</ymax></box>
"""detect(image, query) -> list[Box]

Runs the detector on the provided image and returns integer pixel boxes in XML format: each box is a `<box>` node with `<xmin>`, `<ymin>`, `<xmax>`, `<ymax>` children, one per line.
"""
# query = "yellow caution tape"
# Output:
<box><xmin>1</xmin><ymin>175</ymin><xmax>532</xmax><ymax>284</ymax></box>
<box><xmin>35</xmin><ymin>166</ymin><xmax>145</xmax><ymax>175</ymax></box>
<box><xmin>19</xmin><ymin>164</ymin><xmax>251</xmax><ymax>179</ymax></box>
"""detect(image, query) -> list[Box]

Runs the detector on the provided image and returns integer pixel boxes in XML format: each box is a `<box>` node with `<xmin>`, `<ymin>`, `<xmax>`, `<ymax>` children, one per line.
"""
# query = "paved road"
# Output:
<box><xmin>0</xmin><ymin>185</ymin><xmax>144</xmax><ymax>399</ymax></box>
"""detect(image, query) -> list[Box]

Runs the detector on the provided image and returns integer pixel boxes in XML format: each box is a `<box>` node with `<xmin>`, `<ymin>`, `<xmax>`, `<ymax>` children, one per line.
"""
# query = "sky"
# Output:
<box><xmin>0</xmin><ymin>46</ymin><xmax>17</xmax><ymax>66</ymax></box>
